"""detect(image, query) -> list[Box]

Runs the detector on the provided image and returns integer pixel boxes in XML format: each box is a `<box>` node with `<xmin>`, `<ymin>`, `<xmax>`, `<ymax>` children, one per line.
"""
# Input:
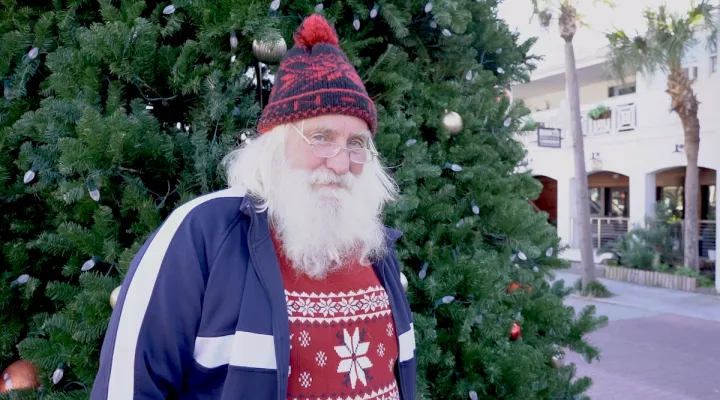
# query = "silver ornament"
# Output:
<box><xmin>252</xmin><ymin>36</ymin><xmax>288</xmax><ymax>64</ymax></box>
<box><xmin>442</xmin><ymin>111</ymin><xmax>463</xmax><ymax>134</ymax></box>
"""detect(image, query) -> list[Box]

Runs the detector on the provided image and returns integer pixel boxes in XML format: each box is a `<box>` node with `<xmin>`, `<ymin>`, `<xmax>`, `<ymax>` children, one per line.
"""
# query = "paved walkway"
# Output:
<box><xmin>553</xmin><ymin>271</ymin><xmax>720</xmax><ymax>400</ymax></box>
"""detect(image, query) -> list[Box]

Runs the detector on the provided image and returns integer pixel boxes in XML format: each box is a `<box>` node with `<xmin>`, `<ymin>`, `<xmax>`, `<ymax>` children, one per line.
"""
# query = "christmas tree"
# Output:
<box><xmin>1</xmin><ymin>0</ymin><xmax>607</xmax><ymax>398</ymax></box>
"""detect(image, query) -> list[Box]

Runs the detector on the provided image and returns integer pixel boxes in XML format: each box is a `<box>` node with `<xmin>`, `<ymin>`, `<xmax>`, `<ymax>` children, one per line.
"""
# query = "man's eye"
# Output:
<box><xmin>348</xmin><ymin>140</ymin><xmax>365</xmax><ymax>148</ymax></box>
<box><xmin>310</xmin><ymin>134</ymin><xmax>328</xmax><ymax>142</ymax></box>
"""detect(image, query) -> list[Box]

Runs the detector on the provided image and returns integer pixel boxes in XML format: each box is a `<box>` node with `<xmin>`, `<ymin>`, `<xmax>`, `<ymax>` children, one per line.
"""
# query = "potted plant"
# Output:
<box><xmin>588</xmin><ymin>104</ymin><xmax>611</xmax><ymax>120</ymax></box>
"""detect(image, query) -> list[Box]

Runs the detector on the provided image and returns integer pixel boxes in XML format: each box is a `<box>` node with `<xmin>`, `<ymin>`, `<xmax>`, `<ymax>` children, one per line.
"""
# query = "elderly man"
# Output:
<box><xmin>91</xmin><ymin>14</ymin><xmax>416</xmax><ymax>400</ymax></box>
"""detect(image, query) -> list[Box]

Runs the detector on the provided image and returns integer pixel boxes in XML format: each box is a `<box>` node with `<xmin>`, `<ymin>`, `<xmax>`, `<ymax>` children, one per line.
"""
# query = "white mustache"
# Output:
<box><xmin>309</xmin><ymin>170</ymin><xmax>353</xmax><ymax>189</ymax></box>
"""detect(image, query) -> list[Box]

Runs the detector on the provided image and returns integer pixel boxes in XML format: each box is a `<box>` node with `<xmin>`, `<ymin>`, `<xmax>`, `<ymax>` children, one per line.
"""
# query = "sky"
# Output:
<box><xmin>497</xmin><ymin>0</ymin><xmax>693</xmax><ymax>73</ymax></box>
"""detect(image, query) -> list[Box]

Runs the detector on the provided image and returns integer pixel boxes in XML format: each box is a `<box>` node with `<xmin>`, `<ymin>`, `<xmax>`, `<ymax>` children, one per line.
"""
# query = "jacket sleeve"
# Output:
<box><xmin>91</xmin><ymin>208</ymin><xmax>210</xmax><ymax>399</ymax></box>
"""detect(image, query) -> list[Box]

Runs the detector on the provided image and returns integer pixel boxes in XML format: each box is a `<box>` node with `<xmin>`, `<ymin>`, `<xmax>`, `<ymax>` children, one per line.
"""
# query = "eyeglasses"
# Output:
<box><xmin>290</xmin><ymin>122</ymin><xmax>378</xmax><ymax>164</ymax></box>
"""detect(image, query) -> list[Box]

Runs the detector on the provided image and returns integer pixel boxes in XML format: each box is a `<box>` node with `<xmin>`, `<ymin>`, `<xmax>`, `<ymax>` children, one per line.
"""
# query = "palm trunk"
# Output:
<box><xmin>563</xmin><ymin>39</ymin><xmax>596</xmax><ymax>288</ymax></box>
<box><xmin>667</xmin><ymin>69</ymin><xmax>700</xmax><ymax>270</ymax></box>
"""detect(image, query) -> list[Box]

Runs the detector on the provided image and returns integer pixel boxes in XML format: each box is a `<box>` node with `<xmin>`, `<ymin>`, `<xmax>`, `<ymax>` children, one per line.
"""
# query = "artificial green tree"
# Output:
<box><xmin>1</xmin><ymin>0</ymin><xmax>607</xmax><ymax>398</ymax></box>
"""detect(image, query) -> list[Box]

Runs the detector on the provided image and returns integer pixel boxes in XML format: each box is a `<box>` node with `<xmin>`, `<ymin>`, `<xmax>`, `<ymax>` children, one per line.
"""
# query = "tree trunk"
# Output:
<box><xmin>666</xmin><ymin>69</ymin><xmax>701</xmax><ymax>270</ymax></box>
<box><xmin>561</xmin><ymin>28</ymin><xmax>596</xmax><ymax>287</ymax></box>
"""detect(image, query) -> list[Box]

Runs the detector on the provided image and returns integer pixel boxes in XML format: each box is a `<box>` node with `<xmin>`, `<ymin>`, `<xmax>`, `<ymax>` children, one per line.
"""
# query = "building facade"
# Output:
<box><xmin>512</xmin><ymin>42</ymin><xmax>719</xmax><ymax>289</ymax></box>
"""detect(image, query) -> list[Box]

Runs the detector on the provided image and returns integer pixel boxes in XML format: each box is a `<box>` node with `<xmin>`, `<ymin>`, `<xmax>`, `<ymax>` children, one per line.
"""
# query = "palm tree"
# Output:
<box><xmin>529</xmin><ymin>0</ymin><xmax>614</xmax><ymax>292</ymax></box>
<box><xmin>605</xmin><ymin>2</ymin><xmax>718</xmax><ymax>270</ymax></box>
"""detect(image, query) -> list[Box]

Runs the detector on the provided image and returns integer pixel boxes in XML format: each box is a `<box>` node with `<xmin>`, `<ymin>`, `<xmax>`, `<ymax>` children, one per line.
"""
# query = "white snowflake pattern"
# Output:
<box><xmin>316</xmin><ymin>351</ymin><xmax>327</xmax><ymax>367</ymax></box>
<box><xmin>299</xmin><ymin>331</ymin><xmax>311</xmax><ymax>347</ymax></box>
<box><xmin>334</xmin><ymin>327</ymin><xmax>373</xmax><ymax>389</ymax></box>
<box><xmin>386</xmin><ymin>322</ymin><xmax>394</xmax><ymax>337</ymax></box>
<box><xmin>296</xmin><ymin>298</ymin><xmax>316</xmax><ymax>316</ymax></box>
<box><xmin>299</xmin><ymin>372</ymin><xmax>312</xmax><ymax>388</ymax></box>
<box><xmin>338</xmin><ymin>297</ymin><xmax>360</xmax><ymax>315</ymax></box>
<box><xmin>286</xmin><ymin>299</ymin><xmax>296</xmax><ymax>315</ymax></box>
<box><xmin>360</xmin><ymin>294</ymin><xmax>376</xmax><ymax>312</ymax></box>
<box><xmin>317</xmin><ymin>298</ymin><xmax>337</xmax><ymax>317</ymax></box>
<box><xmin>377</xmin><ymin>343</ymin><xmax>385</xmax><ymax>357</ymax></box>
<box><xmin>388</xmin><ymin>357</ymin><xmax>396</xmax><ymax>372</ymax></box>
<box><xmin>376</xmin><ymin>293</ymin><xmax>390</xmax><ymax>309</ymax></box>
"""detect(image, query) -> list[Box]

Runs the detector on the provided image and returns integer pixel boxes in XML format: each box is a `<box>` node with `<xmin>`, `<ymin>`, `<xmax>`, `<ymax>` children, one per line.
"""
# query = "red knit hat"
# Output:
<box><xmin>257</xmin><ymin>15</ymin><xmax>378</xmax><ymax>136</ymax></box>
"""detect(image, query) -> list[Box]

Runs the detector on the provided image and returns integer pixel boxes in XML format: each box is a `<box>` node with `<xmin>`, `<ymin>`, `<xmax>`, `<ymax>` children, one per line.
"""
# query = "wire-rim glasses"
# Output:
<box><xmin>290</xmin><ymin>122</ymin><xmax>378</xmax><ymax>164</ymax></box>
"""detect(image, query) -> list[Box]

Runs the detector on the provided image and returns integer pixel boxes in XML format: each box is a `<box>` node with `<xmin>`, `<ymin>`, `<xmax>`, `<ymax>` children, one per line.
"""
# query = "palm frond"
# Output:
<box><xmin>605</xmin><ymin>0</ymin><xmax>719</xmax><ymax>79</ymax></box>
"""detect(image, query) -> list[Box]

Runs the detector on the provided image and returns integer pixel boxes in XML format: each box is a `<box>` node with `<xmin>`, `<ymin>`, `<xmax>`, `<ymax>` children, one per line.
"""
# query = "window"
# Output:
<box><xmin>681</xmin><ymin>65</ymin><xmax>699</xmax><ymax>80</ymax></box>
<box><xmin>608</xmin><ymin>82</ymin><xmax>636</xmax><ymax>97</ymax></box>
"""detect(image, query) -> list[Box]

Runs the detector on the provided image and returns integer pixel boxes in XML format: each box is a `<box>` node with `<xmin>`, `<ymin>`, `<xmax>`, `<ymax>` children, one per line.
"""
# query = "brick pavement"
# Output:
<box><xmin>565</xmin><ymin>313</ymin><xmax>720</xmax><ymax>399</ymax></box>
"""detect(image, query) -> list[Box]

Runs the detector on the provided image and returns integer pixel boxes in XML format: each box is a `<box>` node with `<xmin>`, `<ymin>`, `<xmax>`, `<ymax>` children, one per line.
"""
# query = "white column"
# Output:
<box><xmin>629</xmin><ymin>172</ymin><xmax>657</xmax><ymax>229</ymax></box>
<box><xmin>715</xmin><ymin>170</ymin><xmax>719</xmax><ymax>293</ymax></box>
<box><xmin>557</xmin><ymin>177</ymin><xmax>572</xmax><ymax>247</ymax></box>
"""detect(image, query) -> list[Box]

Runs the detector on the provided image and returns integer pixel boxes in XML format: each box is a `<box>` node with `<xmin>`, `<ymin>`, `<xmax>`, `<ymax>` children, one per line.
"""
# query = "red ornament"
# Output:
<box><xmin>506</xmin><ymin>282</ymin><xmax>533</xmax><ymax>294</ymax></box>
<box><xmin>0</xmin><ymin>360</ymin><xmax>40</xmax><ymax>393</ymax></box>
<box><xmin>510</xmin><ymin>322</ymin><xmax>522</xmax><ymax>341</ymax></box>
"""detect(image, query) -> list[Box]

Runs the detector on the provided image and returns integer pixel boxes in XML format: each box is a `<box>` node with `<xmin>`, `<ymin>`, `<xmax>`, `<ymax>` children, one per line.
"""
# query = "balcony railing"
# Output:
<box><xmin>590</xmin><ymin>217</ymin><xmax>630</xmax><ymax>249</ymax></box>
<box><xmin>669</xmin><ymin>220</ymin><xmax>717</xmax><ymax>260</ymax></box>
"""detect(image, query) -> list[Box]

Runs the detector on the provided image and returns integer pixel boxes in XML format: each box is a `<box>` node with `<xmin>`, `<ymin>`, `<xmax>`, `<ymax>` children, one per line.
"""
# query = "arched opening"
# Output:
<box><xmin>653</xmin><ymin>166</ymin><xmax>716</xmax><ymax>260</ymax></box>
<box><xmin>587</xmin><ymin>171</ymin><xmax>630</xmax><ymax>248</ymax></box>
<box><xmin>532</xmin><ymin>175</ymin><xmax>558</xmax><ymax>226</ymax></box>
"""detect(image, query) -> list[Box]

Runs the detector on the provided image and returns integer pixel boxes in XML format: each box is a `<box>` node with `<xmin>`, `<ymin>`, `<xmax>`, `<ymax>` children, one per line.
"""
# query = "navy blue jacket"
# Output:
<box><xmin>91</xmin><ymin>188</ymin><xmax>417</xmax><ymax>399</ymax></box>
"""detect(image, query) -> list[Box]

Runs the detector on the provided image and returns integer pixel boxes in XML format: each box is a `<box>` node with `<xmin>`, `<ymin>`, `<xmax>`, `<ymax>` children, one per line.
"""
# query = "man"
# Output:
<box><xmin>91</xmin><ymin>14</ymin><xmax>416</xmax><ymax>400</ymax></box>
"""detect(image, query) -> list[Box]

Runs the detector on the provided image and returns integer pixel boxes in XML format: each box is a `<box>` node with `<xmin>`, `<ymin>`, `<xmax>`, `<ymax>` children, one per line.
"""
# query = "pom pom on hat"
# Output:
<box><xmin>293</xmin><ymin>14</ymin><xmax>339</xmax><ymax>47</ymax></box>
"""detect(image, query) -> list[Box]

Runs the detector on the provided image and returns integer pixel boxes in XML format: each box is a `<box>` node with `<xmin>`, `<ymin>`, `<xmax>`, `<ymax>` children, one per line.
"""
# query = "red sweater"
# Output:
<box><xmin>274</xmin><ymin>241</ymin><xmax>400</xmax><ymax>400</ymax></box>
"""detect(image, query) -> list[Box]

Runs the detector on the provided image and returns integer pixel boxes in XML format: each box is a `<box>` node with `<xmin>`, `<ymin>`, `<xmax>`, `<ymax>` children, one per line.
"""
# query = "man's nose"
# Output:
<box><xmin>325</xmin><ymin>149</ymin><xmax>351</xmax><ymax>175</ymax></box>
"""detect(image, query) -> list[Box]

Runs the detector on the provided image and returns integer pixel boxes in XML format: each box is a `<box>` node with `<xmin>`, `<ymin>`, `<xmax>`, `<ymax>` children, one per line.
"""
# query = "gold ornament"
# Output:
<box><xmin>110</xmin><ymin>286</ymin><xmax>121</xmax><ymax>309</ymax></box>
<box><xmin>0</xmin><ymin>360</ymin><xmax>40</xmax><ymax>393</ymax></box>
<box><xmin>252</xmin><ymin>36</ymin><xmax>288</xmax><ymax>64</ymax></box>
<box><xmin>400</xmin><ymin>272</ymin><xmax>409</xmax><ymax>292</ymax></box>
<box><xmin>442</xmin><ymin>110</ymin><xmax>463</xmax><ymax>135</ymax></box>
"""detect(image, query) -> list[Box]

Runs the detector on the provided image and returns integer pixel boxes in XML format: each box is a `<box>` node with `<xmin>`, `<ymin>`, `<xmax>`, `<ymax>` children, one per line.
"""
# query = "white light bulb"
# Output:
<box><xmin>353</xmin><ymin>18</ymin><xmax>360</xmax><ymax>31</ymax></box>
<box><xmin>314</xmin><ymin>3</ymin><xmax>323</xmax><ymax>12</ymax></box>
<box><xmin>518</xmin><ymin>251</ymin><xmax>527</xmax><ymax>261</ymax></box>
<box><xmin>81</xmin><ymin>258</ymin><xmax>97</xmax><ymax>272</ymax></box>
<box><xmin>406</xmin><ymin>139</ymin><xmax>417</xmax><ymax>146</ymax></box>
<box><xmin>28</xmin><ymin>47</ymin><xmax>39</xmax><ymax>59</ymax></box>
<box><xmin>442</xmin><ymin>29</ymin><xmax>452</xmax><ymax>37</ymax></box>
<box><xmin>23</xmin><ymin>170</ymin><xmax>36</xmax><ymax>184</ymax></box>
<box><xmin>442</xmin><ymin>295</ymin><xmax>454</xmax><ymax>304</ymax></box>
<box><xmin>270</xmin><ymin>0</ymin><xmax>280</xmax><ymax>10</ymax></box>
<box><xmin>52</xmin><ymin>368</ymin><xmax>64</xmax><ymax>384</ymax></box>
<box><xmin>17</xmin><ymin>274</ymin><xmax>30</xmax><ymax>284</ymax></box>
<box><xmin>504</xmin><ymin>117</ymin><xmax>512</xmax><ymax>127</ymax></box>
<box><xmin>163</xmin><ymin>4</ymin><xmax>176</xmax><ymax>14</ymax></box>
<box><xmin>425</xmin><ymin>2</ymin><xmax>432</xmax><ymax>12</ymax></box>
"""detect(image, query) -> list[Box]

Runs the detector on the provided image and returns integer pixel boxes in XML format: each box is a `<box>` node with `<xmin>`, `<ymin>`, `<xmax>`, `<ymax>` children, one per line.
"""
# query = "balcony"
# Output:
<box><xmin>517</xmin><ymin>94</ymin><xmax>638</xmax><ymax>149</ymax></box>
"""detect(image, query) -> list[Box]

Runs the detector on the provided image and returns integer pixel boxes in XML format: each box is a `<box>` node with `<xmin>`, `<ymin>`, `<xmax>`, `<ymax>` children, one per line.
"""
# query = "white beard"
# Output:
<box><xmin>265</xmin><ymin>162</ymin><xmax>389</xmax><ymax>279</ymax></box>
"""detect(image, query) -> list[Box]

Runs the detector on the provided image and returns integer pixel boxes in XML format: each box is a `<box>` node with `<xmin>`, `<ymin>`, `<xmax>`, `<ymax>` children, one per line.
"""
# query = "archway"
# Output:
<box><xmin>532</xmin><ymin>175</ymin><xmax>558</xmax><ymax>227</ymax></box>
<box><xmin>652</xmin><ymin>166</ymin><xmax>716</xmax><ymax>260</ymax></box>
<box><xmin>587</xmin><ymin>171</ymin><xmax>630</xmax><ymax>248</ymax></box>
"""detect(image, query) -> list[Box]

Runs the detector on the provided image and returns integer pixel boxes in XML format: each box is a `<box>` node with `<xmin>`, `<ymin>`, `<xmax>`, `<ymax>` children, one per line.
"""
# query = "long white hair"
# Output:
<box><xmin>222</xmin><ymin>124</ymin><xmax>399</xmax><ymax>278</ymax></box>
